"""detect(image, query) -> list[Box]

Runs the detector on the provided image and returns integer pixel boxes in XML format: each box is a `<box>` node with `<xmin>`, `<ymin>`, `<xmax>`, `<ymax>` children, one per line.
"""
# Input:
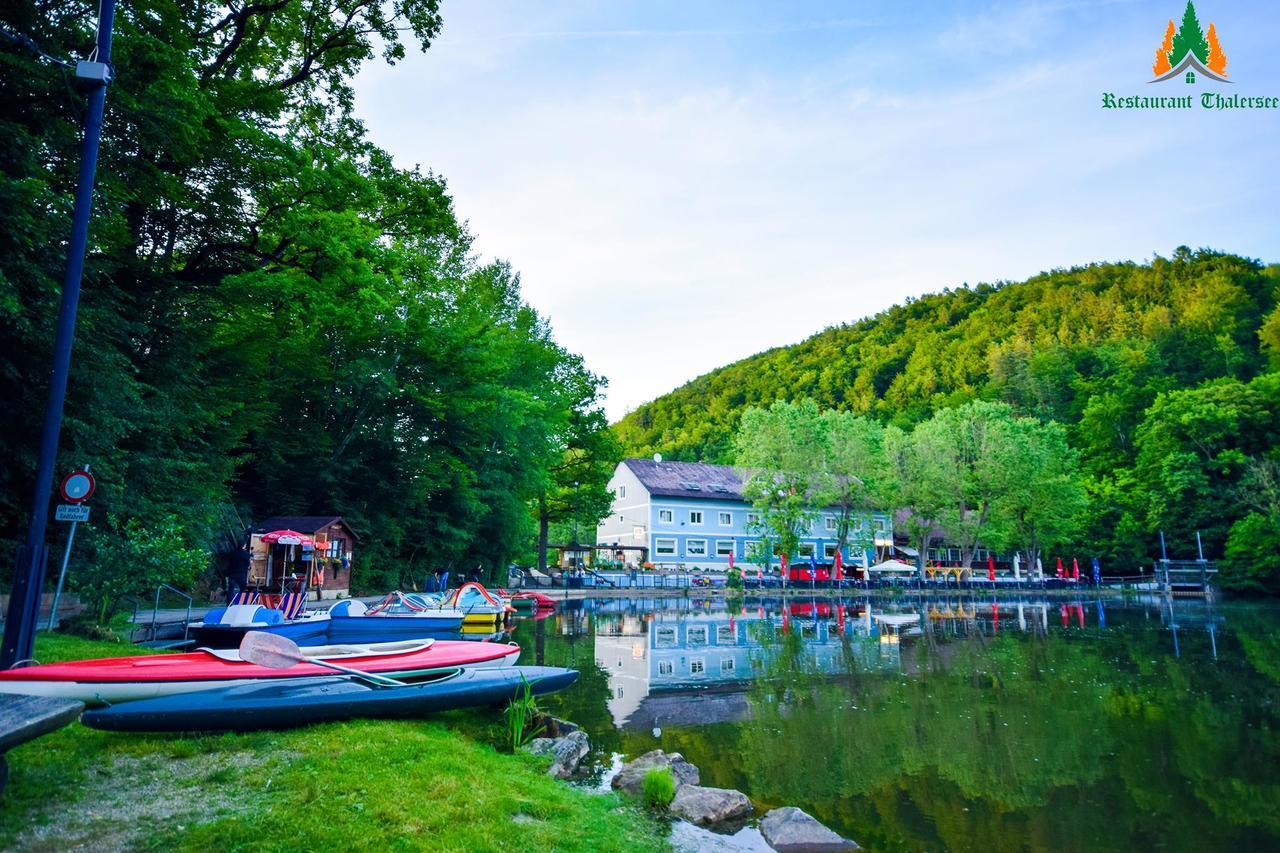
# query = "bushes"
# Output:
<box><xmin>1222</xmin><ymin>513</ymin><xmax>1280</xmax><ymax>594</ymax></box>
<box><xmin>642</xmin><ymin>767</ymin><xmax>676</xmax><ymax>809</ymax></box>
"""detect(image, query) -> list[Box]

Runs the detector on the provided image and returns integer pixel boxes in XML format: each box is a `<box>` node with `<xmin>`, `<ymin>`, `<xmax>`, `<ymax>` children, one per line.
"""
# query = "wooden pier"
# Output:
<box><xmin>1155</xmin><ymin>559</ymin><xmax>1217</xmax><ymax>596</ymax></box>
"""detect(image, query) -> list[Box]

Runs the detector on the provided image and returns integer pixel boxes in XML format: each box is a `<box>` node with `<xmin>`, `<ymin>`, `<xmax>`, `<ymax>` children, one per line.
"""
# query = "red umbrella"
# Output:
<box><xmin>728</xmin><ymin>551</ymin><xmax>735</xmax><ymax>571</ymax></box>
<box><xmin>780</xmin><ymin>552</ymin><xmax>789</xmax><ymax>580</ymax></box>
<box><xmin>1060</xmin><ymin>605</ymin><xmax>1069</xmax><ymax>628</ymax></box>
<box><xmin>261</xmin><ymin>529</ymin><xmax>314</xmax><ymax>546</ymax></box>
<box><xmin>833</xmin><ymin>549</ymin><xmax>843</xmax><ymax>581</ymax></box>
<box><xmin>1056</xmin><ymin>557</ymin><xmax>1064</xmax><ymax>579</ymax></box>
<box><xmin>1071</xmin><ymin>557</ymin><xmax>1080</xmax><ymax>582</ymax></box>
<box><xmin>987</xmin><ymin>554</ymin><xmax>996</xmax><ymax>582</ymax></box>
<box><xmin>837</xmin><ymin>604</ymin><xmax>846</xmax><ymax>635</ymax></box>
<box><xmin>992</xmin><ymin>602</ymin><xmax>1000</xmax><ymax>633</ymax></box>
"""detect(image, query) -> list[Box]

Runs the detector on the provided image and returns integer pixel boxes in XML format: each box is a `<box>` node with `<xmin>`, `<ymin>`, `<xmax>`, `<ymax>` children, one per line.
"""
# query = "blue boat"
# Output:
<box><xmin>81</xmin><ymin>666</ymin><xmax>579</xmax><ymax>732</ymax></box>
<box><xmin>189</xmin><ymin>598</ymin><xmax>465</xmax><ymax>649</ymax></box>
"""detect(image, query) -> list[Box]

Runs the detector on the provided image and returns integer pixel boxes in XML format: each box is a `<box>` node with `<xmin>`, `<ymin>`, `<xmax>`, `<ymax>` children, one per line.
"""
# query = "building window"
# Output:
<box><xmin>615</xmin><ymin>687</ymin><xmax>624</xmax><ymax>699</ymax></box>
<box><xmin>825</xmin><ymin>516</ymin><xmax>837</xmax><ymax>531</ymax></box>
<box><xmin>747</xmin><ymin>512</ymin><xmax>760</xmax><ymax>526</ymax></box>
<box><xmin>655</xmin><ymin>627</ymin><xmax>676</xmax><ymax>647</ymax></box>
<box><xmin>798</xmin><ymin>543</ymin><xmax>815</xmax><ymax>558</ymax></box>
<box><xmin>718</xmin><ymin>511</ymin><xmax>732</xmax><ymax>526</ymax></box>
<box><xmin>716</xmin><ymin>625</ymin><xmax>734</xmax><ymax>644</ymax></box>
<box><xmin>721</xmin><ymin>657</ymin><xmax>736</xmax><ymax>674</ymax></box>
<box><xmin>852</xmin><ymin>517</ymin><xmax>864</xmax><ymax>531</ymax></box>
<box><xmin>659</xmin><ymin>509</ymin><xmax>673</xmax><ymax>523</ymax></box>
<box><xmin>655</xmin><ymin>538</ymin><xmax>677</xmax><ymax>557</ymax></box>
<box><xmin>715</xmin><ymin>540</ymin><xmax>734</xmax><ymax>557</ymax></box>
<box><xmin>618</xmin><ymin>485</ymin><xmax>626</xmax><ymax>499</ymax></box>
<box><xmin>1185</xmin><ymin>70</ymin><xmax>1195</xmax><ymax>84</ymax></box>
<box><xmin>689</xmin><ymin>510</ymin><xmax>703</xmax><ymax>525</ymax></box>
<box><xmin>690</xmin><ymin>658</ymin><xmax>705</xmax><ymax>675</ymax></box>
<box><xmin>874</xmin><ymin>519</ymin><xmax>887</xmax><ymax>532</ymax></box>
<box><xmin>658</xmin><ymin>660</ymin><xmax>673</xmax><ymax>676</ymax></box>
<box><xmin>633</xmin><ymin>526</ymin><xmax>645</xmax><ymax>539</ymax></box>
<box><xmin>824</xmin><ymin>543</ymin><xmax>837</xmax><ymax>559</ymax></box>
<box><xmin>687</xmin><ymin>626</ymin><xmax>708</xmax><ymax>645</ymax></box>
<box><xmin>686</xmin><ymin>539</ymin><xmax>707</xmax><ymax>557</ymax></box>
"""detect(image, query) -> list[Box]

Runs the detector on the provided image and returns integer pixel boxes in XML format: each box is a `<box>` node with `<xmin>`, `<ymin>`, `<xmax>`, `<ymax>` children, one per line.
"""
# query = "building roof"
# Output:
<box><xmin>622</xmin><ymin>458</ymin><xmax>745</xmax><ymax>502</ymax></box>
<box><xmin>254</xmin><ymin>516</ymin><xmax>359</xmax><ymax>540</ymax></box>
<box><xmin>1150</xmin><ymin>49</ymin><xmax>1230</xmax><ymax>84</ymax></box>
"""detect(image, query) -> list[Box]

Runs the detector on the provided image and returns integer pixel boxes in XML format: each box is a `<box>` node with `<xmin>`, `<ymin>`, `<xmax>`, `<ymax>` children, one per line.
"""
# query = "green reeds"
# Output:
<box><xmin>505</xmin><ymin>674</ymin><xmax>546</xmax><ymax>752</ymax></box>
<box><xmin>641</xmin><ymin>767</ymin><xmax>676</xmax><ymax>809</ymax></box>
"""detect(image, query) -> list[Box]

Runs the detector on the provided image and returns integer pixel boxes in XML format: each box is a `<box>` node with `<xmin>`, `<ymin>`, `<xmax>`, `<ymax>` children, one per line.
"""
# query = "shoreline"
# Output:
<box><xmin>542</xmin><ymin>585</ymin><xmax>1189</xmax><ymax>601</ymax></box>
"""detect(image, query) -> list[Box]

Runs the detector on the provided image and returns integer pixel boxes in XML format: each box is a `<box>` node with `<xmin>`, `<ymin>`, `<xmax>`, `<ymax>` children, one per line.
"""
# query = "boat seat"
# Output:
<box><xmin>219</xmin><ymin>604</ymin><xmax>285</xmax><ymax>627</ymax></box>
<box><xmin>328</xmin><ymin>599</ymin><xmax>368</xmax><ymax>617</ymax></box>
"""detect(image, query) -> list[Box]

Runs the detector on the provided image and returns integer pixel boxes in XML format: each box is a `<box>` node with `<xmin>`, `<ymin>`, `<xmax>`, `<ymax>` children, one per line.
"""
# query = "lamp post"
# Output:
<box><xmin>1</xmin><ymin>0</ymin><xmax>117</xmax><ymax>668</ymax></box>
<box><xmin>571</xmin><ymin>480</ymin><xmax>580</xmax><ymax>569</ymax></box>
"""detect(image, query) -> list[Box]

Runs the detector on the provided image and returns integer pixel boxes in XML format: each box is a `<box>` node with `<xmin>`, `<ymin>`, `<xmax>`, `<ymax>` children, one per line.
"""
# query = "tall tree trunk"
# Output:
<box><xmin>917</xmin><ymin>532</ymin><xmax>933</xmax><ymax>582</ymax></box>
<box><xmin>958</xmin><ymin>501</ymin><xmax>990</xmax><ymax>570</ymax></box>
<box><xmin>537</xmin><ymin>493</ymin><xmax>550</xmax><ymax>575</ymax></box>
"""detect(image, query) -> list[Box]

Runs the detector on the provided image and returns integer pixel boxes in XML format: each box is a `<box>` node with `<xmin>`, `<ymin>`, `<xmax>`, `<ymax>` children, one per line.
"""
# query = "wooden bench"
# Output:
<box><xmin>0</xmin><ymin>694</ymin><xmax>84</xmax><ymax>795</ymax></box>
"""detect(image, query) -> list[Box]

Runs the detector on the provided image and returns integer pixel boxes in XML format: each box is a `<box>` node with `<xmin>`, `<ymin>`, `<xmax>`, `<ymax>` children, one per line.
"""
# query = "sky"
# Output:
<box><xmin>353</xmin><ymin>0</ymin><xmax>1280</xmax><ymax>420</ymax></box>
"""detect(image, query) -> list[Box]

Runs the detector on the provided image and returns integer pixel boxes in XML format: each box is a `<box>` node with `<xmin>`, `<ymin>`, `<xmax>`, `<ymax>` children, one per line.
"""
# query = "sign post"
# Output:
<box><xmin>0</xmin><ymin>0</ymin><xmax>116</xmax><ymax>668</ymax></box>
<box><xmin>47</xmin><ymin>466</ymin><xmax>94</xmax><ymax>631</ymax></box>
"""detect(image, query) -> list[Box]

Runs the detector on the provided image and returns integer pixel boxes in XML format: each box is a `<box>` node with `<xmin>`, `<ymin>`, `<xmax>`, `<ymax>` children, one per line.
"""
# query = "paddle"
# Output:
<box><xmin>239</xmin><ymin>631</ymin><xmax>409</xmax><ymax>688</ymax></box>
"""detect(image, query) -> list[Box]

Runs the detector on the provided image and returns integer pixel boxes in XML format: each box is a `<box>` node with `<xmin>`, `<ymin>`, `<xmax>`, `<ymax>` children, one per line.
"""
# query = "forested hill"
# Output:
<box><xmin>616</xmin><ymin>249</ymin><xmax>1279</xmax><ymax>464</ymax></box>
<box><xmin>615</xmin><ymin>249</ymin><xmax>1280</xmax><ymax>573</ymax></box>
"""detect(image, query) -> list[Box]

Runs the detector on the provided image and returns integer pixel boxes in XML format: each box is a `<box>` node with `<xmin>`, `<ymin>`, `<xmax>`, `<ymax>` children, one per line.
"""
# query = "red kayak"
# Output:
<box><xmin>0</xmin><ymin>638</ymin><xmax>520</xmax><ymax>706</ymax></box>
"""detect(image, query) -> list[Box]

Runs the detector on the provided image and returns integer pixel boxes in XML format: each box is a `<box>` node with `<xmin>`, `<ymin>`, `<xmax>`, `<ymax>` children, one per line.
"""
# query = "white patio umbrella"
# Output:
<box><xmin>1013</xmin><ymin>553</ymin><xmax>1022</xmax><ymax>580</ymax></box>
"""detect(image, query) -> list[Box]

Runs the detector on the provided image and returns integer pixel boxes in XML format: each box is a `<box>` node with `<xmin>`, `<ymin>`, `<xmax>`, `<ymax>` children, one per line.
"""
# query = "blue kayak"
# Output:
<box><xmin>189</xmin><ymin>606</ymin><xmax>465</xmax><ymax>649</ymax></box>
<box><xmin>80</xmin><ymin>666</ymin><xmax>577</xmax><ymax>733</ymax></box>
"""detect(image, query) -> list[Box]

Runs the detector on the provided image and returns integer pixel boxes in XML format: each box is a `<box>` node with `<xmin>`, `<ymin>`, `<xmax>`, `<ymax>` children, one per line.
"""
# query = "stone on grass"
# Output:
<box><xmin>611</xmin><ymin>750</ymin><xmax>700</xmax><ymax>796</ymax></box>
<box><xmin>524</xmin><ymin>730</ymin><xmax>590</xmax><ymax>779</ymax></box>
<box><xmin>758</xmin><ymin>807</ymin><xmax>859</xmax><ymax>852</ymax></box>
<box><xmin>669</xmin><ymin>784</ymin><xmax>753</xmax><ymax>826</ymax></box>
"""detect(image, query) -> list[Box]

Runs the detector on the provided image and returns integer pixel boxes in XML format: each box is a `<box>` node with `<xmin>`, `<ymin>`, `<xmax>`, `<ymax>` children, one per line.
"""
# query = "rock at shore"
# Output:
<box><xmin>758</xmin><ymin>807</ymin><xmax>859</xmax><ymax>852</ymax></box>
<box><xmin>524</xmin><ymin>730</ymin><xmax>590</xmax><ymax>779</ymax></box>
<box><xmin>611</xmin><ymin>750</ymin><xmax>701</xmax><ymax>796</ymax></box>
<box><xmin>533</xmin><ymin>714</ymin><xmax>580</xmax><ymax>738</ymax></box>
<box><xmin>669</xmin><ymin>784</ymin><xmax>753</xmax><ymax>826</ymax></box>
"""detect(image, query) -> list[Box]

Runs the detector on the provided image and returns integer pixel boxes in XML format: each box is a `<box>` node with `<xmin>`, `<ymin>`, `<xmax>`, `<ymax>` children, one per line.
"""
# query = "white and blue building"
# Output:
<box><xmin>596</xmin><ymin>457</ymin><xmax>892</xmax><ymax>572</ymax></box>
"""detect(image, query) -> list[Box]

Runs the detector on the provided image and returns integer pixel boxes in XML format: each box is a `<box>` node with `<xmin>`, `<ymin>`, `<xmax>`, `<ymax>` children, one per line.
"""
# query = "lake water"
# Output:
<box><xmin>510</xmin><ymin>594</ymin><xmax>1280</xmax><ymax>852</ymax></box>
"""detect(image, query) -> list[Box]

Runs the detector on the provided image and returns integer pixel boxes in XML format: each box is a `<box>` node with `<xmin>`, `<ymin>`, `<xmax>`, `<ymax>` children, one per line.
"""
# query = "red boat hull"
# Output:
<box><xmin>0</xmin><ymin>640</ymin><xmax>520</xmax><ymax>705</ymax></box>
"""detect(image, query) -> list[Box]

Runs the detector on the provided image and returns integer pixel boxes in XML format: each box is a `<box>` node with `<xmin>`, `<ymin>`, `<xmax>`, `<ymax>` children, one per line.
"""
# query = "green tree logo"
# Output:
<box><xmin>1150</xmin><ymin>2</ymin><xmax>1229</xmax><ymax>83</ymax></box>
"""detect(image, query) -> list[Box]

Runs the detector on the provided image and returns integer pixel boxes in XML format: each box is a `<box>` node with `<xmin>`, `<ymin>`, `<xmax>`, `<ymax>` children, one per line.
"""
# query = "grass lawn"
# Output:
<box><xmin>1</xmin><ymin>634</ymin><xmax>668</xmax><ymax>851</ymax></box>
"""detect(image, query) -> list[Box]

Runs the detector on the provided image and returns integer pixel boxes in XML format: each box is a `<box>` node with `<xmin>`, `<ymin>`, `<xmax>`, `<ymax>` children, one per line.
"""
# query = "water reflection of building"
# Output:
<box><xmin>592</xmin><ymin>603</ymin><xmax>911</xmax><ymax>728</ymax></box>
<box><xmin>577</xmin><ymin>594</ymin><xmax>1231</xmax><ymax>730</ymax></box>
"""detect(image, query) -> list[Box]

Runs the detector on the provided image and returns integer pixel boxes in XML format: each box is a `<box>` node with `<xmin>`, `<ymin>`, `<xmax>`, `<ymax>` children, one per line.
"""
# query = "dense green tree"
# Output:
<box><xmin>988</xmin><ymin>417</ymin><xmax>1087</xmax><ymax>572</ymax></box>
<box><xmin>816</xmin><ymin>409</ymin><xmax>889</xmax><ymax>556</ymax></box>
<box><xmin>1131</xmin><ymin>373</ymin><xmax>1280</xmax><ymax>563</ymax></box>
<box><xmin>911</xmin><ymin>401</ymin><xmax>1017</xmax><ymax>571</ymax></box>
<box><xmin>733</xmin><ymin>400</ymin><xmax>827</xmax><ymax>570</ymax></box>
<box><xmin>0</xmin><ymin>1</ymin><xmax>612</xmax><ymax>603</ymax></box>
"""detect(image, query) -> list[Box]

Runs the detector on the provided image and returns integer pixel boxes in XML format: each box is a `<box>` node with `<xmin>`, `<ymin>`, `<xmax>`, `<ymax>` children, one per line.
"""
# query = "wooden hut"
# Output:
<box><xmin>250</xmin><ymin>516</ymin><xmax>358</xmax><ymax>600</ymax></box>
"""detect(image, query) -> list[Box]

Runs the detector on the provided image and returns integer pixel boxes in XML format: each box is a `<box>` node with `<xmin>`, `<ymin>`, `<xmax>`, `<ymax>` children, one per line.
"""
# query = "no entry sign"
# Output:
<box><xmin>59</xmin><ymin>469</ymin><xmax>95</xmax><ymax>503</ymax></box>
